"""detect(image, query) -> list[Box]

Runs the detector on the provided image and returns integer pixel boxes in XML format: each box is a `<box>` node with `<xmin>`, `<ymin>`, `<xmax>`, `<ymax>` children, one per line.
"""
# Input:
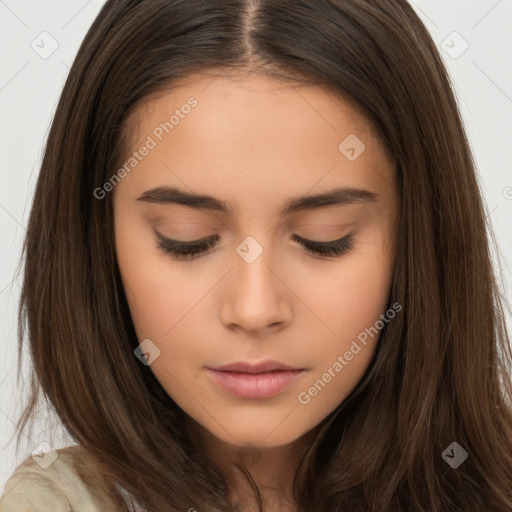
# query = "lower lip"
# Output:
<box><xmin>207</xmin><ymin>369</ymin><xmax>305</xmax><ymax>399</ymax></box>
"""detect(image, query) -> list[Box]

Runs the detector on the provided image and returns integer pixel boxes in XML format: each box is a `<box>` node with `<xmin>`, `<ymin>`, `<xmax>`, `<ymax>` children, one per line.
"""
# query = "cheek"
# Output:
<box><xmin>114</xmin><ymin>215</ymin><xmax>202</xmax><ymax>341</ymax></box>
<box><xmin>297</xmin><ymin>236</ymin><xmax>394</xmax><ymax>347</ymax></box>
<box><xmin>294</xmin><ymin>266</ymin><xmax>391</xmax><ymax>412</ymax></box>
<box><xmin>294</xmin><ymin>239</ymin><xmax>394</xmax><ymax>412</ymax></box>
<box><xmin>119</xmin><ymin>260</ymin><xmax>206</xmax><ymax>342</ymax></box>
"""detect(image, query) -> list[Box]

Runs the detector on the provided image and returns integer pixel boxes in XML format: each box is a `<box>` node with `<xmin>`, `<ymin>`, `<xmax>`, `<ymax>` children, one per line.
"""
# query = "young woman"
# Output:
<box><xmin>1</xmin><ymin>1</ymin><xmax>511</xmax><ymax>511</ymax></box>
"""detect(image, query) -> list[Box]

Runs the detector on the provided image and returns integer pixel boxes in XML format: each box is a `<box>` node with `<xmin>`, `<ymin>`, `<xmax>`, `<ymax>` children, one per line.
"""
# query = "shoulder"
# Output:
<box><xmin>0</xmin><ymin>444</ymin><xmax>118</xmax><ymax>511</ymax></box>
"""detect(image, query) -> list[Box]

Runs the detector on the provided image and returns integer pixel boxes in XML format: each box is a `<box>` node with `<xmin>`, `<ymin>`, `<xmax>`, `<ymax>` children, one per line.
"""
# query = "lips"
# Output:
<box><xmin>209</xmin><ymin>360</ymin><xmax>303</xmax><ymax>374</ymax></box>
<box><xmin>206</xmin><ymin>360</ymin><xmax>306</xmax><ymax>399</ymax></box>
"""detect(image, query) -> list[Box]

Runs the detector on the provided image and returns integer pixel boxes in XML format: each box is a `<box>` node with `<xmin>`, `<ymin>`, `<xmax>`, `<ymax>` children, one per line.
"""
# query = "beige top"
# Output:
<box><xmin>0</xmin><ymin>445</ymin><xmax>133</xmax><ymax>511</ymax></box>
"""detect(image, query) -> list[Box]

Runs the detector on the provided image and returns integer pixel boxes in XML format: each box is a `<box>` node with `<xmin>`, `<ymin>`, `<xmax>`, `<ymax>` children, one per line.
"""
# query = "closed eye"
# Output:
<box><xmin>291</xmin><ymin>233</ymin><xmax>354</xmax><ymax>258</ymax></box>
<box><xmin>154</xmin><ymin>230</ymin><xmax>355</xmax><ymax>261</ymax></box>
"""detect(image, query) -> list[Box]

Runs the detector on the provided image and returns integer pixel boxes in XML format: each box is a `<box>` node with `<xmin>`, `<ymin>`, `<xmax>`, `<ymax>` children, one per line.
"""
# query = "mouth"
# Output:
<box><xmin>208</xmin><ymin>360</ymin><xmax>304</xmax><ymax>374</ymax></box>
<box><xmin>206</xmin><ymin>360</ymin><xmax>306</xmax><ymax>399</ymax></box>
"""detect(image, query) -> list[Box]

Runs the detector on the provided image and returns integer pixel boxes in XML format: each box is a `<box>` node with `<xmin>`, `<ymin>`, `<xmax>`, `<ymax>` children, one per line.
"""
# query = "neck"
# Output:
<box><xmin>184</xmin><ymin>416</ymin><xmax>320</xmax><ymax>511</ymax></box>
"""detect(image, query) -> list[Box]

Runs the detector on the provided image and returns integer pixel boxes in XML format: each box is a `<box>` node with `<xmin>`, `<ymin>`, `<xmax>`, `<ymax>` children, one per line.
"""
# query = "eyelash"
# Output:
<box><xmin>154</xmin><ymin>231</ymin><xmax>355</xmax><ymax>261</ymax></box>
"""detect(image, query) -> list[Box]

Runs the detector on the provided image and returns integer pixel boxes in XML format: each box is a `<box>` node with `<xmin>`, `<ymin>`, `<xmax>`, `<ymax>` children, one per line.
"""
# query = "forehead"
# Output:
<box><xmin>117</xmin><ymin>72</ymin><xmax>396</xmax><ymax>204</ymax></box>
<box><xmin>129</xmin><ymin>71</ymin><xmax>380</xmax><ymax>144</ymax></box>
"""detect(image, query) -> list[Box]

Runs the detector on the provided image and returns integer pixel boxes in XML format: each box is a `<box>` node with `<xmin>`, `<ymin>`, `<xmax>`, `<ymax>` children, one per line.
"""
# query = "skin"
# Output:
<box><xmin>113</xmin><ymin>71</ymin><xmax>400</xmax><ymax>511</ymax></box>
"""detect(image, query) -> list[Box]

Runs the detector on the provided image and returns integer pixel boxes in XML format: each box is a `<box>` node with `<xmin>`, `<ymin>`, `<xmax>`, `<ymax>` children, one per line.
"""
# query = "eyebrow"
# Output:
<box><xmin>136</xmin><ymin>185</ymin><xmax>379</xmax><ymax>216</ymax></box>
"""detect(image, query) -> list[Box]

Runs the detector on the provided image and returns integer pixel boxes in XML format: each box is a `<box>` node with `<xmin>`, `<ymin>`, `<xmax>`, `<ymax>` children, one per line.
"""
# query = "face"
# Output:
<box><xmin>113</xmin><ymin>72</ymin><xmax>399</xmax><ymax>451</ymax></box>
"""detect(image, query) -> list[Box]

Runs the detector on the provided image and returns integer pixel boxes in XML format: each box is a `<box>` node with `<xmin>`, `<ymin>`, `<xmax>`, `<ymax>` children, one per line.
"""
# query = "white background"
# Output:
<box><xmin>1</xmin><ymin>0</ymin><xmax>511</xmax><ymax>494</ymax></box>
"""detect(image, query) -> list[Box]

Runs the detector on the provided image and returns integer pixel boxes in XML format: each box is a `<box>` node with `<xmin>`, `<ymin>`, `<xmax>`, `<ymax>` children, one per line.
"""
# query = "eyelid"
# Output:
<box><xmin>292</xmin><ymin>232</ymin><xmax>352</xmax><ymax>244</ymax></box>
<box><xmin>154</xmin><ymin>230</ymin><xmax>219</xmax><ymax>247</ymax></box>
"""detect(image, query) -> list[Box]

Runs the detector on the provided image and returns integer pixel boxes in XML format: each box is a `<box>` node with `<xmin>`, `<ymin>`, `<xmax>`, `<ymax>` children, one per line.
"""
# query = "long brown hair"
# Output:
<box><xmin>10</xmin><ymin>0</ymin><xmax>512</xmax><ymax>510</ymax></box>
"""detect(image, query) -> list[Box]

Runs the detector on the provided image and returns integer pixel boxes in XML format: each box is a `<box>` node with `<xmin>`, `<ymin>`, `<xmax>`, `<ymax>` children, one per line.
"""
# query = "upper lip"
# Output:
<box><xmin>209</xmin><ymin>360</ymin><xmax>303</xmax><ymax>374</ymax></box>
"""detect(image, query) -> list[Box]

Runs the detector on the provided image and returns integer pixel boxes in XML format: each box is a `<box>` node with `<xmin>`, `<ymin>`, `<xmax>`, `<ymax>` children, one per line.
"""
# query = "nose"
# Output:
<box><xmin>219</xmin><ymin>243</ymin><xmax>292</xmax><ymax>334</ymax></box>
